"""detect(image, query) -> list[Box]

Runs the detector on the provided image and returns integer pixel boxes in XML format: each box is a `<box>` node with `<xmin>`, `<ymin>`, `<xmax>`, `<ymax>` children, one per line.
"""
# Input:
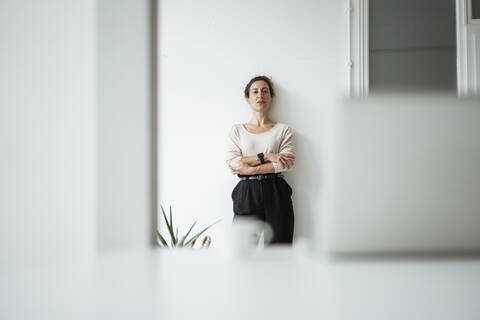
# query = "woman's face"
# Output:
<box><xmin>246</xmin><ymin>80</ymin><xmax>272</xmax><ymax>112</ymax></box>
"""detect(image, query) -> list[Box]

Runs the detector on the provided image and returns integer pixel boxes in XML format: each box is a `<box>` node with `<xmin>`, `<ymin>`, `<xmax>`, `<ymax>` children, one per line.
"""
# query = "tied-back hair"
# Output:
<box><xmin>244</xmin><ymin>75</ymin><xmax>275</xmax><ymax>98</ymax></box>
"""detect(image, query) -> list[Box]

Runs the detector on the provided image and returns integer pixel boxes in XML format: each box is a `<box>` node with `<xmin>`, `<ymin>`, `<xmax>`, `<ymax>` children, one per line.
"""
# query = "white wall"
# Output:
<box><xmin>158</xmin><ymin>0</ymin><xmax>347</xmax><ymax>248</ymax></box>
<box><xmin>0</xmin><ymin>0</ymin><xmax>95</xmax><ymax>264</ymax></box>
<box><xmin>96</xmin><ymin>0</ymin><xmax>155</xmax><ymax>252</ymax></box>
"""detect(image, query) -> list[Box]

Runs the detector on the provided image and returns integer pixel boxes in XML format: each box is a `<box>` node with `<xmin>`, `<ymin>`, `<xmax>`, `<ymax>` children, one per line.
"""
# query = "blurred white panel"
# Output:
<box><xmin>325</xmin><ymin>94</ymin><xmax>480</xmax><ymax>252</ymax></box>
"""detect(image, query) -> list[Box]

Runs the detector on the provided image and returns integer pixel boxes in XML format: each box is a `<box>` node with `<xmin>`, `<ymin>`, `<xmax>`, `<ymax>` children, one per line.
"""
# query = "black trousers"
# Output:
<box><xmin>231</xmin><ymin>176</ymin><xmax>294</xmax><ymax>244</ymax></box>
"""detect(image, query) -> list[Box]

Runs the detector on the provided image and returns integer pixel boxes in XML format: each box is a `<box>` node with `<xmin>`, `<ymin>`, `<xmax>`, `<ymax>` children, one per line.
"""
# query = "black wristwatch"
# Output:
<box><xmin>257</xmin><ymin>152</ymin><xmax>265</xmax><ymax>164</ymax></box>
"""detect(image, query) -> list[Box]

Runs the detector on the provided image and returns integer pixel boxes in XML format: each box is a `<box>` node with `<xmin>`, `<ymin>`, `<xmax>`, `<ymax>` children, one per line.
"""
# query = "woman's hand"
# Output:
<box><xmin>265</xmin><ymin>153</ymin><xmax>295</xmax><ymax>169</ymax></box>
<box><xmin>228</xmin><ymin>162</ymin><xmax>257</xmax><ymax>175</ymax></box>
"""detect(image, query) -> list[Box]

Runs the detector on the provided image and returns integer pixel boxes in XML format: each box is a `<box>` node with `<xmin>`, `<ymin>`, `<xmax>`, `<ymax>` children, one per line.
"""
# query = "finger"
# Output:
<box><xmin>280</xmin><ymin>156</ymin><xmax>289</xmax><ymax>165</ymax></box>
<box><xmin>280</xmin><ymin>153</ymin><xmax>295</xmax><ymax>159</ymax></box>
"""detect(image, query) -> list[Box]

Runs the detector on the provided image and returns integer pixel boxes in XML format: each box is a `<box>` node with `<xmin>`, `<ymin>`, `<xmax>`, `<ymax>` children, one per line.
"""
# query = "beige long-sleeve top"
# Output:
<box><xmin>226</xmin><ymin>122</ymin><xmax>295</xmax><ymax>173</ymax></box>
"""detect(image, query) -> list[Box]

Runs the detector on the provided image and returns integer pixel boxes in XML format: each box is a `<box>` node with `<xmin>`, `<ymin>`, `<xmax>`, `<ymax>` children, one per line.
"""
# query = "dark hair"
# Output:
<box><xmin>244</xmin><ymin>75</ymin><xmax>275</xmax><ymax>98</ymax></box>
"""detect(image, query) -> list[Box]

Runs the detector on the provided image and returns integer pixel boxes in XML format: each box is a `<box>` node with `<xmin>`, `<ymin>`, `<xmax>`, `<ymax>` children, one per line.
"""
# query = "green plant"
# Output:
<box><xmin>156</xmin><ymin>205</ymin><xmax>221</xmax><ymax>248</ymax></box>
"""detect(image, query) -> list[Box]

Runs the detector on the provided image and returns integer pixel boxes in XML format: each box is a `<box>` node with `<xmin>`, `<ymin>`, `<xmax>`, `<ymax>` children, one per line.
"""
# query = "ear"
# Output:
<box><xmin>245</xmin><ymin>97</ymin><xmax>250</xmax><ymax>104</ymax></box>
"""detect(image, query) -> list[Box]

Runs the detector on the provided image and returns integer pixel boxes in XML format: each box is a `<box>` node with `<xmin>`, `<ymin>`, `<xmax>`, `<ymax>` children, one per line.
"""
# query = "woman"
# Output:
<box><xmin>226</xmin><ymin>75</ymin><xmax>296</xmax><ymax>245</ymax></box>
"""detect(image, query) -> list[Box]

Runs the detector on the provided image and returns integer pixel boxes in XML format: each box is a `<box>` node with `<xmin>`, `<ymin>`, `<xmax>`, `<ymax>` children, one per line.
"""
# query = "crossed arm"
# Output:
<box><xmin>228</xmin><ymin>153</ymin><xmax>295</xmax><ymax>175</ymax></box>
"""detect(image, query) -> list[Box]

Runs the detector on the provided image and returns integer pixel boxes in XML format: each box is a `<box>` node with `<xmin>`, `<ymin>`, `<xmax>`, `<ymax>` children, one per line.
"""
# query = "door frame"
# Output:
<box><xmin>459</xmin><ymin>0</ymin><xmax>480</xmax><ymax>95</ymax></box>
<box><xmin>346</xmin><ymin>0</ymin><xmax>369</xmax><ymax>97</ymax></box>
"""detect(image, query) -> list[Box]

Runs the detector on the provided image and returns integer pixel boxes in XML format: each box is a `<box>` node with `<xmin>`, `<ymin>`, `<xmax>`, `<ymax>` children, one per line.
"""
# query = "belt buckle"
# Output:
<box><xmin>257</xmin><ymin>175</ymin><xmax>265</xmax><ymax>180</ymax></box>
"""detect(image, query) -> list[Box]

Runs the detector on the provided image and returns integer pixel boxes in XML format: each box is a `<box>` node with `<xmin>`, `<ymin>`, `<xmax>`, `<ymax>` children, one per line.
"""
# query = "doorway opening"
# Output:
<box><xmin>369</xmin><ymin>0</ymin><xmax>457</xmax><ymax>93</ymax></box>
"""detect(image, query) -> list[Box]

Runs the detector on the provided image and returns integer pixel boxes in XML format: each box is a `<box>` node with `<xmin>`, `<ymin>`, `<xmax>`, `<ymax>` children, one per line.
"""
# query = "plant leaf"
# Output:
<box><xmin>161</xmin><ymin>205</ymin><xmax>176</xmax><ymax>247</ymax></box>
<box><xmin>156</xmin><ymin>230</ymin><xmax>169</xmax><ymax>248</ymax></box>
<box><xmin>160</xmin><ymin>205</ymin><xmax>170</xmax><ymax>228</ymax></box>
<box><xmin>183</xmin><ymin>219</ymin><xmax>221</xmax><ymax>247</ymax></box>
<box><xmin>179</xmin><ymin>221</ymin><xmax>197</xmax><ymax>246</ymax></box>
<box><xmin>175</xmin><ymin>227</ymin><xmax>178</xmax><ymax>247</ymax></box>
<box><xmin>169</xmin><ymin>206</ymin><xmax>177</xmax><ymax>247</ymax></box>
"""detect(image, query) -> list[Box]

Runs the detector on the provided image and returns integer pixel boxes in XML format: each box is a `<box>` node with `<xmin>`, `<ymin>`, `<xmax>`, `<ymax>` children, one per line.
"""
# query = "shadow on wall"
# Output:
<box><xmin>269</xmin><ymin>85</ymin><xmax>323</xmax><ymax>243</ymax></box>
<box><xmin>289</xmin><ymin>133</ymin><xmax>322</xmax><ymax>242</ymax></box>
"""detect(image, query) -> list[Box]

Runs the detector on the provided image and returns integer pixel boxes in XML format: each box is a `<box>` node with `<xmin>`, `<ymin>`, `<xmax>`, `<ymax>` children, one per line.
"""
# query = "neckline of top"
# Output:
<box><xmin>241</xmin><ymin>122</ymin><xmax>279</xmax><ymax>135</ymax></box>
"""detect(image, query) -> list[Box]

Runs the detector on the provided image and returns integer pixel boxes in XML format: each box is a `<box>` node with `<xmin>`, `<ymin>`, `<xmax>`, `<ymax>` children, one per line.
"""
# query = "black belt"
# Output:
<box><xmin>238</xmin><ymin>173</ymin><xmax>283</xmax><ymax>181</ymax></box>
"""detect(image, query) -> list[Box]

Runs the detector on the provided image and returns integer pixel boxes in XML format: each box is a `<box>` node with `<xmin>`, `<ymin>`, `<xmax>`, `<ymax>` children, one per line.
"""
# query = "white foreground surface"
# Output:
<box><xmin>1</xmin><ymin>248</ymin><xmax>480</xmax><ymax>320</ymax></box>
